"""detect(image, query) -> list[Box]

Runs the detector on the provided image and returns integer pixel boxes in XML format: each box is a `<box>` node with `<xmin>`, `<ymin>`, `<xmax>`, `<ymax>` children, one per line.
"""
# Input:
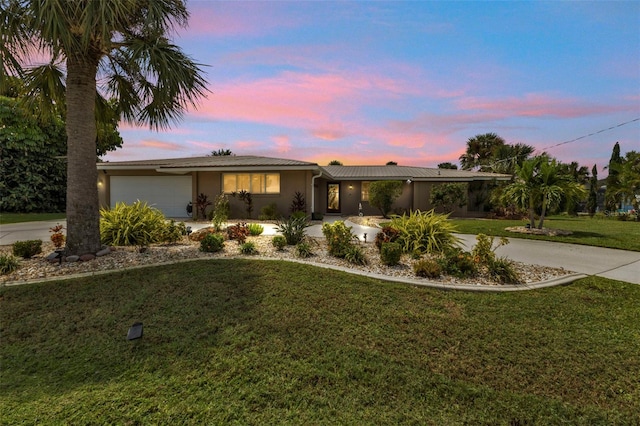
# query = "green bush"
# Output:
<box><xmin>161</xmin><ymin>220</ymin><xmax>187</xmax><ymax>244</ymax></box>
<box><xmin>12</xmin><ymin>240</ymin><xmax>42</xmax><ymax>259</ymax></box>
<box><xmin>413</xmin><ymin>258</ymin><xmax>441</xmax><ymax>278</ymax></box>
<box><xmin>369</xmin><ymin>180</ymin><xmax>403</xmax><ymax>218</ymax></box>
<box><xmin>472</xmin><ymin>234</ymin><xmax>509</xmax><ymax>265</ymax></box>
<box><xmin>200</xmin><ymin>233</ymin><xmax>225</xmax><ymax>253</ymax></box>
<box><xmin>322</xmin><ymin>221</ymin><xmax>357</xmax><ymax>258</ymax></box>
<box><xmin>247</xmin><ymin>223</ymin><xmax>264</xmax><ymax>236</ymax></box>
<box><xmin>100</xmin><ymin>201</ymin><xmax>167</xmax><ymax>247</ymax></box>
<box><xmin>380</xmin><ymin>242</ymin><xmax>402</xmax><ymax>266</ymax></box>
<box><xmin>437</xmin><ymin>247</ymin><xmax>477</xmax><ymax>278</ymax></box>
<box><xmin>488</xmin><ymin>257</ymin><xmax>521</xmax><ymax>284</ymax></box>
<box><xmin>239</xmin><ymin>241</ymin><xmax>258</xmax><ymax>255</ymax></box>
<box><xmin>0</xmin><ymin>254</ymin><xmax>20</xmax><ymax>274</ymax></box>
<box><xmin>210</xmin><ymin>192</ymin><xmax>230</xmax><ymax>231</ymax></box>
<box><xmin>272</xmin><ymin>235</ymin><xmax>287</xmax><ymax>250</ymax></box>
<box><xmin>295</xmin><ymin>242</ymin><xmax>314</xmax><ymax>258</ymax></box>
<box><xmin>344</xmin><ymin>245</ymin><xmax>367</xmax><ymax>265</ymax></box>
<box><xmin>276</xmin><ymin>215</ymin><xmax>310</xmax><ymax>245</ymax></box>
<box><xmin>259</xmin><ymin>202</ymin><xmax>279</xmax><ymax>220</ymax></box>
<box><xmin>389</xmin><ymin>209</ymin><xmax>459</xmax><ymax>255</ymax></box>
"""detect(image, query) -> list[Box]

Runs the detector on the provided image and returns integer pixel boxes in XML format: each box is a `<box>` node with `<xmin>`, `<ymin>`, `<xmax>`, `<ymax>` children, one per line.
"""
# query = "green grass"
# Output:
<box><xmin>452</xmin><ymin>215</ymin><xmax>640</xmax><ymax>251</ymax></box>
<box><xmin>0</xmin><ymin>212</ymin><xmax>66</xmax><ymax>225</ymax></box>
<box><xmin>2</xmin><ymin>260</ymin><xmax>638</xmax><ymax>424</ymax></box>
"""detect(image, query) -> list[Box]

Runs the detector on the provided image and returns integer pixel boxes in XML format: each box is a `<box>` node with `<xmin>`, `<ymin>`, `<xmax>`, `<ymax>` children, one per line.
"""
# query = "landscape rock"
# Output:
<box><xmin>96</xmin><ymin>248</ymin><xmax>111</xmax><ymax>257</ymax></box>
<box><xmin>79</xmin><ymin>254</ymin><xmax>95</xmax><ymax>262</ymax></box>
<box><xmin>65</xmin><ymin>255</ymin><xmax>80</xmax><ymax>263</ymax></box>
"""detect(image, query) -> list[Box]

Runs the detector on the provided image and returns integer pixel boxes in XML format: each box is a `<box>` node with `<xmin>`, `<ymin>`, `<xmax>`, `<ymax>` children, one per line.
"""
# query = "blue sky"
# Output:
<box><xmin>104</xmin><ymin>0</ymin><xmax>640</xmax><ymax>173</ymax></box>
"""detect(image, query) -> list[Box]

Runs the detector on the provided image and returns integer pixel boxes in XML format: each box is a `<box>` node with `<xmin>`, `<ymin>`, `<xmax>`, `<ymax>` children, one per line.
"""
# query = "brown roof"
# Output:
<box><xmin>98</xmin><ymin>155</ymin><xmax>318</xmax><ymax>170</ymax></box>
<box><xmin>98</xmin><ymin>155</ymin><xmax>511</xmax><ymax>181</ymax></box>
<box><xmin>321</xmin><ymin>165</ymin><xmax>511</xmax><ymax>181</ymax></box>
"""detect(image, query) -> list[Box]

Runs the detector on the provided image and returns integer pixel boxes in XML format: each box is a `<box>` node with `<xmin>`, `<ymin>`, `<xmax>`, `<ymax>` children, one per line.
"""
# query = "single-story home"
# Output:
<box><xmin>97</xmin><ymin>155</ymin><xmax>511</xmax><ymax>219</ymax></box>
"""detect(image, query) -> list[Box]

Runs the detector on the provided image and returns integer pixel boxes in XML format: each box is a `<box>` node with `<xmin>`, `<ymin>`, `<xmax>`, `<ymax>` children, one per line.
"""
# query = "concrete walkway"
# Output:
<box><xmin>1</xmin><ymin>218</ymin><xmax>638</xmax><ymax>285</ymax></box>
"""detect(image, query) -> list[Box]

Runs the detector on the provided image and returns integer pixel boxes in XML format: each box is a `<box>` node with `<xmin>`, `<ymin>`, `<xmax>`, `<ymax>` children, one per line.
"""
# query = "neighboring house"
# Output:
<box><xmin>97</xmin><ymin>155</ymin><xmax>511</xmax><ymax>218</ymax></box>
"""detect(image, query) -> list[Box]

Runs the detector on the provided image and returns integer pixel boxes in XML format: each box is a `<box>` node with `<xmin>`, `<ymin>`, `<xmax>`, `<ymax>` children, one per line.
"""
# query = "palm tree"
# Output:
<box><xmin>503</xmin><ymin>155</ymin><xmax>586</xmax><ymax>229</ymax></box>
<box><xmin>490</xmin><ymin>142</ymin><xmax>535</xmax><ymax>175</ymax></box>
<box><xmin>1</xmin><ymin>1</ymin><xmax>207</xmax><ymax>255</ymax></box>
<box><xmin>612</xmin><ymin>151</ymin><xmax>640</xmax><ymax>211</ymax></box>
<box><xmin>459</xmin><ymin>133</ymin><xmax>506</xmax><ymax>171</ymax></box>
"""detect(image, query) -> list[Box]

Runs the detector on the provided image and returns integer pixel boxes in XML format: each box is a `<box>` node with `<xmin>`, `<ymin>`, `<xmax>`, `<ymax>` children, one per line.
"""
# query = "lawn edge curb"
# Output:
<box><xmin>1</xmin><ymin>256</ymin><xmax>588</xmax><ymax>292</ymax></box>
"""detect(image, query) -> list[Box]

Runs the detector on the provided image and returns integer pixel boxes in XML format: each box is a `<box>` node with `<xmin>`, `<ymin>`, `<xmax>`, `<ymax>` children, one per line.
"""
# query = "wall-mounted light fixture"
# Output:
<box><xmin>348</xmin><ymin>184</ymin><xmax>353</xmax><ymax>190</ymax></box>
<box><xmin>406</xmin><ymin>179</ymin><xmax>412</xmax><ymax>184</ymax></box>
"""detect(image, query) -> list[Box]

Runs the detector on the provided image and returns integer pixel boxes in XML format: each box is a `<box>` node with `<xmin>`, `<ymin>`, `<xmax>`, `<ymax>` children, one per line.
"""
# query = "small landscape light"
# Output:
<box><xmin>127</xmin><ymin>322</ymin><xmax>143</xmax><ymax>341</ymax></box>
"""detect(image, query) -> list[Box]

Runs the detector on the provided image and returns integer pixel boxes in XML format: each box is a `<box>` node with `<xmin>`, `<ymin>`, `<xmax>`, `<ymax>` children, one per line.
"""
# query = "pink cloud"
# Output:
<box><xmin>185</xmin><ymin>3</ymin><xmax>305</xmax><ymax>38</ymax></box>
<box><xmin>455</xmin><ymin>93</ymin><xmax>632</xmax><ymax>119</ymax></box>
<box><xmin>271</xmin><ymin>135</ymin><xmax>291</xmax><ymax>153</ymax></box>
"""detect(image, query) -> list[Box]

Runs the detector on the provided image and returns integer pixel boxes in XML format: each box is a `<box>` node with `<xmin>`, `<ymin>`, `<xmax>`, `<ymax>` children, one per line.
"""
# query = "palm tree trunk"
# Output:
<box><xmin>528</xmin><ymin>195</ymin><xmax>536</xmax><ymax>228</ymax></box>
<box><xmin>65</xmin><ymin>55</ymin><xmax>101</xmax><ymax>255</ymax></box>
<box><xmin>538</xmin><ymin>195</ymin><xmax>548</xmax><ymax>229</ymax></box>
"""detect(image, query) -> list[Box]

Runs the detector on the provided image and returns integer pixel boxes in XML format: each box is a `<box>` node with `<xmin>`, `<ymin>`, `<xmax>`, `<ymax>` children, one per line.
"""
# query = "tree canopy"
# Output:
<box><xmin>1</xmin><ymin>0</ymin><xmax>207</xmax><ymax>255</ymax></box>
<box><xmin>369</xmin><ymin>180</ymin><xmax>403</xmax><ymax>218</ymax></box>
<box><xmin>502</xmin><ymin>155</ymin><xmax>586</xmax><ymax>229</ymax></box>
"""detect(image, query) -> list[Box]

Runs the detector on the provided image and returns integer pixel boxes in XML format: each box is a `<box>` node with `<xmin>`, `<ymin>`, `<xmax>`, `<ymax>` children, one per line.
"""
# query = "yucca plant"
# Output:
<box><xmin>0</xmin><ymin>254</ymin><xmax>20</xmax><ymax>275</ymax></box>
<box><xmin>389</xmin><ymin>209</ymin><xmax>460</xmax><ymax>255</ymax></box>
<box><xmin>100</xmin><ymin>201</ymin><xmax>167</xmax><ymax>248</ymax></box>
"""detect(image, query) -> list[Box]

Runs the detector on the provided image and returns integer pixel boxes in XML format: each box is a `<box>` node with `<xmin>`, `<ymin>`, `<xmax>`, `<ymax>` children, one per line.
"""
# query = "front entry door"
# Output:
<box><xmin>327</xmin><ymin>183</ymin><xmax>340</xmax><ymax>213</ymax></box>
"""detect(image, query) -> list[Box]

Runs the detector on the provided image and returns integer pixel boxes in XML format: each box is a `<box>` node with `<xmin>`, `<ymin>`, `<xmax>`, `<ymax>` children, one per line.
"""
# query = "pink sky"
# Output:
<box><xmin>103</xmin><ymin>1</ymin><xmax>639</xmax><ymax>174</ymax></box>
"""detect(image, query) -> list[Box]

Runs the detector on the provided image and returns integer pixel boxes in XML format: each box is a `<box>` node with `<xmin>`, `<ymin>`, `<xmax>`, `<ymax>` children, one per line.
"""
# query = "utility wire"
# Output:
<box><xmin>484</xmin><ymin>117</ymin><xmax>640</xmax><ymax>170</ymax></box>
<box><xmin>537</xmin><ymin>117</ymin><xmax>640</xmax><ymax>153</ymax></box>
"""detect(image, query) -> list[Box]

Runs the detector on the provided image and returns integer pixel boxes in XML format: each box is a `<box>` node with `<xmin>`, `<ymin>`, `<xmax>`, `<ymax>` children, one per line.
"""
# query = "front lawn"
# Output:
<box><xmin>0</xmin><ymin>212</ymin><xmax>66</xmax><ymax>225</ymax></box>
<box><xmin>452</xmin><ymin>215</ymin><xmax>640</xmax><ymax>251</ymax></box>
<box><xmin>1</xmin><ymin>260</ymin><xmax>638</xmax><ymax>424</ymax></box>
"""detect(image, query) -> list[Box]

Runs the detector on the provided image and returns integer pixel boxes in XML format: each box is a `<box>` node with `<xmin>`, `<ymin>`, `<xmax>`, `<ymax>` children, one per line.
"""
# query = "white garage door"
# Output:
<box><xmin>110</xmin><ymin>176</ymin><xmax>192</xmax><ymax>218</ymax></box>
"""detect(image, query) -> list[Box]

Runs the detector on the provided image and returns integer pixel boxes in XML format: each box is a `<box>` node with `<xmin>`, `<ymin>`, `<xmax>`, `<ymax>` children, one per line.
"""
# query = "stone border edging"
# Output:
<box><xmin>2</xmin><ymin>255</ymin><xmax>588</xmax><ymax>292</ymax></box>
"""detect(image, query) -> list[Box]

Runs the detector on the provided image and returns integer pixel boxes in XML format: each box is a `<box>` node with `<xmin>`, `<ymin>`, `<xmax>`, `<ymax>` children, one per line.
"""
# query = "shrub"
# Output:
<box><xmin>295</xmin><ymin>242</ymin><xmax>314</xmax><ymax>258</ymax></box>
<box><xmin>290</xmin><ymin>210</ymin><xmax>307</xmax><ymax>220</ymax></box>
<box><xmin>369</xmin><ymin>180</ymin><xmax>404</xmax><ymax>218</ymax></box>
<box><xmin>200</xmin><ymin>233</ymin><xmax>225</xmax><ymax>253</ymax></box>
<box><xmin>0</xmin><ymin>254</ymin><xmax>19</xmax><ymax>274</ymax></box>
<box><xmin>272</xmin><ymin>235</ymin><xmax>287</xmax><ymax>250</ymax></box>
<box><xmin>161</xmin><ymin>220</ymin><xmax>186</xmax><ymax>244</ymax></box>
<box><xmin>49</xmin><ymin>224</ymin><xmax>65</xmax><ymax>249</ymax></box>
<box><xmin>413</xmin><ymin>258</ymin><xmax>441</xmax><ymax>278</ymax></box>
<box><xmin>345</xmin><ymin>245</ymin><xmax>367</xmax><ymax>265</ymax></box>
<box><xmin>290</xmin><ymin>191</ymin><xmax>307</xmax><ymax>214</ymax></box>
<box><xmin>195</xmin><ymin>193</ymin><xmax>212</xmax><ymax>220</ymax></box>
<box><xmin>239</xmin><ymin>241</ymin><xmax>258</xmax><ymax>255</ymax></box>
<box><xmin>488</xmin><ymin>257</ymin><xmax>521</xmax><ymax>284</ymax></box>
<box><xmin>100</xmin><ymin>201</ymin><xmax>167</xmax><ymax>247</ymax></box>
<box><xmin>227</xmin><ymin>223</ymin><xmax>249</xmax><ymax>243</ymax></box>
<box><xmin>374</xmin><ymin>225</ymin><xmax>401</xmax><ymax>252</ymax></box>
<box><xmin>232</xmin><ymin>190</ymin><xmax>253</xmax><ymax>218</ymax></box>
<box><xmin>276</xmin><ymin>215</ymin><xmax>310</xmax><ymax>245</ymax></box>
<box><xmin>259</xmin><ymin>202</ymin><xmax>279</xmax><ymax>220</ymax></box>
<box><xmin>210</xmin><ymin>192</ymin><xmax>230</xmax><ymax>231</ymax></box>
<box><xmin>380</xmin><ymin>242</ymin><xmax>402</xmax><ymax>266</ymax></box>
<box><xmin>247</xmin><ymin>223</ymin><xmax>264</xmax><ymax>236</ymax></box>
<box><xmin>322</xmin><ymin>221</ymin><xmax>357</xmax><ymax>258</ymax></box>
<box><xmin>189</xmin><ymin>227</ymin><xmax>216</xmax><ymax>242</ymax></box>
<box><xmin>472</xmin><ymin>234</ymin><xmax>509</xmax><ymax>265</ymax></box>
<box><xmin>437</xmin><ymin>247</ymin><xmax>477</xmax><ymax>278</ymax></box>
<box><xmin>389</xmin><ymin>209</ymin><xmax>459</xmax><ymax>255</ymax></box>
<box><xmin>12</xmin><ymin>240</ymin><xmax>43</xmax><ymax>259</ymax></box>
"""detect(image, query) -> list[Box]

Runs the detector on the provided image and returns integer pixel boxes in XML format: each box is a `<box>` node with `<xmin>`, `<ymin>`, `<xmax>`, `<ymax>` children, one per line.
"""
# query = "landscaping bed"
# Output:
<box><xmin>1</xmin><ymin>233</ymin><xmax>570</xmax><ymax>287</ymax></box>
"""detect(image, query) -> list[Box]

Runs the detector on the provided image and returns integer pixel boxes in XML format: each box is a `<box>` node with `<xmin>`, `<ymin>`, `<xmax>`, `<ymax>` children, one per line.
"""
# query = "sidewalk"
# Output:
<box><xmin>1</xmin><ymin>218</ymin><xmax>638</xmax><ymax>285</ymax></box>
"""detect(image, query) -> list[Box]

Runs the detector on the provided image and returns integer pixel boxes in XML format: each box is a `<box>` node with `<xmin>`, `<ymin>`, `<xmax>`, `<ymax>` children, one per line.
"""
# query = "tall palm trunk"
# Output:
<box><xmin>65</xmin><ymin>55</ymin><xmax>101</xmax><ymax>255</ymax></box>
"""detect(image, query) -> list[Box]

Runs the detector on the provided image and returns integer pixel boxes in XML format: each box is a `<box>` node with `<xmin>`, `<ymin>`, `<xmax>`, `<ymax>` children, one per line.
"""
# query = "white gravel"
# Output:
<box><xmin>1</xmin><ymin>234</ymin><xmax>571</xmax><ymax>287</ymax></box>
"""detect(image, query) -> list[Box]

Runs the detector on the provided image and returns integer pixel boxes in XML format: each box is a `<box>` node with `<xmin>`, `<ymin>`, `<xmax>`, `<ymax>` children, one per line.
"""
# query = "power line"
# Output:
<box><xmin>538</xmin><ymin>117</ymin><xmax>640</xmax><ymax>153</ymax></box>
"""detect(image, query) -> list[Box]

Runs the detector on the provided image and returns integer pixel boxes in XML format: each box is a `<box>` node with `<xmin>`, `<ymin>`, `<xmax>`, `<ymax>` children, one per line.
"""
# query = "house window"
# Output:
<box><xmin>361</xmin><ymin>181</ymin><xmax>370</xmax><ymax>201</ymax></box>
<box><xmin>223</xmin><ymin>173</ymin><xmax>280</xmax><ymax>194</ymax></box>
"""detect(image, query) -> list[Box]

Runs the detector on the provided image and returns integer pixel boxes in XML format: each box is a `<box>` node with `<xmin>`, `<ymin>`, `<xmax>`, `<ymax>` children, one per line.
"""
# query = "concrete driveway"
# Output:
<box><xmin>1</xmin><ymin>219</ymin><xmax>638</xmax><ymax>284</ymax></box>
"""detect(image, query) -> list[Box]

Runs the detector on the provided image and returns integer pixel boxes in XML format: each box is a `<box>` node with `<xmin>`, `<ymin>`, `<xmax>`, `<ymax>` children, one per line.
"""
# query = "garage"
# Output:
<box><xmin>109</xmin><ymin>176</ymin><xmax>192</xmax><ymax>218</ymax></box>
